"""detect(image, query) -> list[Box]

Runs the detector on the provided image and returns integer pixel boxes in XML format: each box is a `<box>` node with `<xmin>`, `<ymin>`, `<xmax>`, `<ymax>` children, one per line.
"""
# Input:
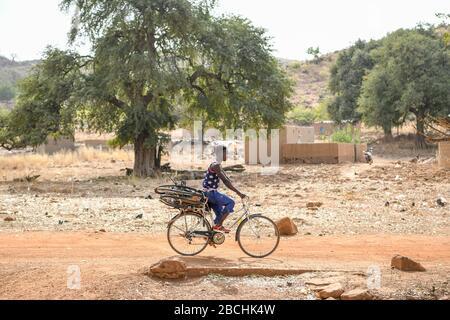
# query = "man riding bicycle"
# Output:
<box><xmin>203</xmin><ymin>145</ymin><xmax>247</xmax><ymax>233</ymax></box>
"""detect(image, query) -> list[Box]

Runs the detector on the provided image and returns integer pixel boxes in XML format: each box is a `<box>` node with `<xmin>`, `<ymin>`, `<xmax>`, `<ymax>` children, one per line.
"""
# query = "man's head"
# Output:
<box><xmin>214</xmin><ymin>145</ymin><xmax>227</xmax><ymax>163</ymax></box>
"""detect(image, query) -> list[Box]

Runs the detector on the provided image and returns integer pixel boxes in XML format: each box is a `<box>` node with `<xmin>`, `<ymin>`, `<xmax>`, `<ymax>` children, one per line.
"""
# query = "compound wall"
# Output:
<box><xmin>438</xmin><ymin>142</ymin><xmax>450</xmax><ymax>168</ymax></box>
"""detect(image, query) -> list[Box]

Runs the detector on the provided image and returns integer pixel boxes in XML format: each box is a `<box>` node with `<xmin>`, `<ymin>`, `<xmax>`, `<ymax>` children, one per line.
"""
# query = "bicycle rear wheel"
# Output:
<box><xmin>237</xmin><ymin>215</ymin><xmax>280</xmax><ymax>258</ymax></box>
<box><xmin>167</xmin><ymin>213</ymin><xmax>212</xmax><ymax>256</ymax></box>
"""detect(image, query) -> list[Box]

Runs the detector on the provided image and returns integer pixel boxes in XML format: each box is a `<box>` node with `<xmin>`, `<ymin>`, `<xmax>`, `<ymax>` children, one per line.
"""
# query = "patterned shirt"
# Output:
<box><xmin>203</xmin><ymin>162</ymin><xmax>220</xmax><ymax>191</ymax></box>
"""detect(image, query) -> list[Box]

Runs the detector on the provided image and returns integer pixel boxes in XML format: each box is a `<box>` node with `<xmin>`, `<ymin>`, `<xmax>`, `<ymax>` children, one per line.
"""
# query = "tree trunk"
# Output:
<box><xmin>415</xmin><ymin>115</ymin><xmax>426</xmax><ymax>148</ymax></box>
<box><xmin>383</xmin><ymin>126</ymin><xmax>393</xmax><ymax>141</ymax></box>
<box><xmin>133</xmin><ymin>132</ymin><xmax>156</xmax><ymax>177</ymax></box>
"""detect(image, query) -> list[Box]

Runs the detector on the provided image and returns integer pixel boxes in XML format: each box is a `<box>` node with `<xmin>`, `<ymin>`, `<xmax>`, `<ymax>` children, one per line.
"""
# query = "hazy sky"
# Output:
<box><xmin>0</xmin><ymin>0</ymin><xmax>449</xmax><ymax>61</ymax></box>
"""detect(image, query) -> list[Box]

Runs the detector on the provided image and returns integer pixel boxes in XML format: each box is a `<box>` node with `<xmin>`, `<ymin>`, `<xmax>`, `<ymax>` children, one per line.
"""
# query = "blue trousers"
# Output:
<box><xmin>204</xmin><ymin>190</ymin><xmax>235</xmax><ymax>225</ymax></box>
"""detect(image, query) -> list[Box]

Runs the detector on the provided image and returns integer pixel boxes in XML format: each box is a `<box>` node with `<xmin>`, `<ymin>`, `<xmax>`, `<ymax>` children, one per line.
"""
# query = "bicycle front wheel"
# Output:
<box><xmin>237</xmin><ymin>215</ymin><xmax>280</xmax><ymax>258</ymax></box>
<box><xmin>167</xmin><ymin>213</ymin><xmax>212</xmax><ymax>256</ymax></box>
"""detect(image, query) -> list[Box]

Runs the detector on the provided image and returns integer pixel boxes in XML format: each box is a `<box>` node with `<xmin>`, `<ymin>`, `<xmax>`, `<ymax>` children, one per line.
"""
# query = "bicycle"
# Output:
<box><xmin>155</xmin><ymin>181</ymin><xmax>280</xmax><ymax>258</ymax></box>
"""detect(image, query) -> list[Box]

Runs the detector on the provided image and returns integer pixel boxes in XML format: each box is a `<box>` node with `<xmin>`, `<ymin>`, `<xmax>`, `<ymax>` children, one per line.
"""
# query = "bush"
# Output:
<box><xmin>331</xmin><ymin>125</ymin><xmax>361</xmax><ymax>143</ymax></box>
<box><xmin>287</xmin><ymin>107</ymin><xmax>316</xmax><ymax>126</ymax></box>
<box><xmin>314</xmin><ymin>100</ymin><xmax>331</xmax><ymax>121</ymax></box>
<box><xmin>290</xmin><ymin>62</ymin><xmax>302</xmax><ymax>70</ymax></box>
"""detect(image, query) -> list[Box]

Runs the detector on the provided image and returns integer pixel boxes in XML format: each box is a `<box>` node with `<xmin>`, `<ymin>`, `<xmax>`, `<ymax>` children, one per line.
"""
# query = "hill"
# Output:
<box><xmin>281</xmin><ymin>52</ymin><xmax>338</xmax><ymax>109</ymax></box>
<box><xmin>0</xmin><ymin>56</ymin><xmax>38</xmax><ymax>87</ymax></box>
<box><xmin>0</xmin><ymin>56</ymin><xmax>39</xmax><ymax>109</ymax></box>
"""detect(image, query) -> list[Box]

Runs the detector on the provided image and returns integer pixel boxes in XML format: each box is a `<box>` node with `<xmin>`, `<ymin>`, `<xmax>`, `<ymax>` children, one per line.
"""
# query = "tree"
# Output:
<box><xmin>0</xmin><ymin>49</ymin><xmax>81</xmax><ymax>150</ymax></box>
<box><xmin>358</xmin><ymin>67</ymin><xmax>402</xmax><ymax>138</ymax></box>
<box><xmin>436</xmin><ymin>13</ymin><xmax>450</xmax><ymax>46</ymax></box>
<box><xmin>359</xmin><ymin>28</ymin><xmax>450</xmax><ymax>144</ymax></box>
<box><xmin>307</xmin><ymin>47</ymin><xmax>322</xmax><ymax>64</ymax></box>
<box><xmin>4</xmin><ymin>0</ymin><xmax>292</xmax><ymax>176</ymax></box>
<box><xmin>328</xmin><ymin>39</ymin><xmax>379</xmax><ymax>123</ymax></box>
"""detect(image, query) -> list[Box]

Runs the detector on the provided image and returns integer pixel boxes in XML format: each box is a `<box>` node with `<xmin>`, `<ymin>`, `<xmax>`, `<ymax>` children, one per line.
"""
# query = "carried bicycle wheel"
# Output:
<box><xmin>167</xmin><ymin>212</ymin><xmax>212</xmax><ymax>256</ymax></box>
<box><xmin>236</xmin><ymin>215</ymin><xmax>280</xmax><ymax>258</ymax></box>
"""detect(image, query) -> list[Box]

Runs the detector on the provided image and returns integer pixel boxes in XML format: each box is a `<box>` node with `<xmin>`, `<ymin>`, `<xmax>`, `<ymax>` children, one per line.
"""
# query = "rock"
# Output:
<box><xmin>391</xmin><ymin>255</ymin><xmax>426</xmax><ymax>272</ymax></box>
<box><xmin>4</xmin><ymin>216</ymin><xmax>16</xmax><ymax>222</ymax></box>
<box><xmin>317</xmin><ymin>283</ymin><xmax>344</xmax><ymax>299</ymax></box>
<box><xmin>307</xmin><ymin>202</ymin><xmax>323</xmax><ymax>209</ymax></box>
<box><xmin>306</xmin><ymin>278</ymin><xmax>333</xmax><ymax>286</ymax></box>
<box><xmin>275</xmin><ymin>217</ymin><xmax>298</xmax><ymax>236</ymax></box>
<box><xmin>148</xmin><ymin>258</ymin><xmax>187</xmax><ymax>279</ymax></box>
<box><xmin>135</xmin><ymin>214</ymin><xmax>144</xmax><ymax>219</ymax></box>
<box><xmin>437</xmin><ymin>197</ymin><xmax>447</xmax><ymax>207</ymax></box>
<box><xmin>341</xmin><ymin>289</ymin><xmax>373</xmax><ymax>300</ymax></box>
<box><xmin>99</xmin><ymin>229</ymin><xmax>107</xmax><ymax>233</ymax></box>
<box><xmin>439</xmin><ymin>296</ymin><xmax>449</xmax><ymax>300</ymax></box>
<box><xmin>145</xmin><ymin>195</ymin><xmax>153</xmax><ymax>200</ymax></box>
<box><xmin>326</xmin><ymin>297</ymin><xmax>337</xmax><ymax>301</ymax></box>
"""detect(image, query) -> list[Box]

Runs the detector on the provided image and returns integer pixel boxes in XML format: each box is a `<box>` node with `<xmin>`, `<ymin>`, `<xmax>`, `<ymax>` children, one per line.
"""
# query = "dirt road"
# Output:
<box><xmin>0</xmin><ymin>232</ymin><xmax>449</xmax><ymax>300</ymax></box>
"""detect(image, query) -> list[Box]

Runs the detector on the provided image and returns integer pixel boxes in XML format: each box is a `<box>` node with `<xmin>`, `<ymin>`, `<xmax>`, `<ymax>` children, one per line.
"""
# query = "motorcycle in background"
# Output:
<box><xmin>364</xmin><ymin>147</ymin><xmax>374</xmax><ymax>165</ymax></box>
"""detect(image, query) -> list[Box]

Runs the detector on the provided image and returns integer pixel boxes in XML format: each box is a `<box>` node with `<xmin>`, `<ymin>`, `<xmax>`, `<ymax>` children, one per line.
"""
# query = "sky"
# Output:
<box><xmin>0</xmin><ymin>0</ymin><xmax>449</xmax><ymax>61</ymax></box>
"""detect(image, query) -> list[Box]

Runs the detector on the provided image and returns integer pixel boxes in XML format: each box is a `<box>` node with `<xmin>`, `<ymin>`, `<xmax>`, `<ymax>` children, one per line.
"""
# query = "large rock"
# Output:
<box><xmin>317</xmin><ymin>283</ymin><xmax>344</xmax><ymax>299</ymax></box>
<box><xmin>306</xmin><ymin>278</ymin><xmax>333</xmax><ymax>287</ymax></box>
<box><xmin>391</xmin><ymin>255</ymin><xmax>426</xmax><ymax>272</ymax></box>
<box><xmin>341</xmin><ymin>289</ymin><xmax>373</xmax><ymax>300</ymax></box>
<box><xmin>276</xmin><ymin>217</ymin><xmax>298</xmax><ymax>236</ymax></box>
<box><xmin>148</xmin><ymin>258</ymin><xmax>187</xmax><ymax>279</ymax></box>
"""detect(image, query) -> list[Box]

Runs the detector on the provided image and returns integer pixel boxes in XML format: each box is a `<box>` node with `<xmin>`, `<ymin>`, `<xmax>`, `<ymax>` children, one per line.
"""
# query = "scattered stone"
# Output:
<box><xmin>4</xmin><ymin>216</ymin><xmax>16</xmax><ymax>222</ymax></box>
<box><xmin>148</xmin><ymin>258</ymin><xmax>187</xmax><ymax>279</ymax></box>
<box><xmin>341</xmin><ymin>289</ymin><xmax>373</xmax><ymax>300</ymax></box>
<box><xmin>437</xmin><ymin>197</ymin><xmax>447</xmax><ymax>207</ymax></box>
<box><xmin>391</xmin><ymin>255</ymin><xmax>426</xmax><ymax>272</ymax></box>
<box><xmin>317</xmin><ymin>283</ymin><xmax>344</xmax><ymax>299</ymax></box>
<box><xmin>275</xmin><ymin>217</ymin><xmax>298</xmax><ymax>236</ymax></box>
<box><xmin>145</xmin><ymin>195</ymin><xmax>153</xmax><ymax>200</ymax></box>
<box><xmin>307</xmin><ymin>202</ymin><xmax>323</xmax><ymax>209</ymax></box>
<box><xmin>135</xmin><ymin>214</ymin><xmax>144</xmax><ymax>219</ymax></box>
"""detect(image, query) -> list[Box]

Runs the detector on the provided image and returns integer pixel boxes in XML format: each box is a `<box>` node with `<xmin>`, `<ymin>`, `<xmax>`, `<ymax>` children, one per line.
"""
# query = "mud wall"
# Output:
<box><xmin>282</xmin><ymin>143</ymin><xmax>339</xmax><ymax>164</ymax></box>
<box><xmin>338</xmin><ymin>143</ymin><xmax>356</xmax><ymax>163</ymax></box>
<box><xmin>438</xmin><ymin>142</ymin><xmax>450</xmax><ymax>168</ymax></box>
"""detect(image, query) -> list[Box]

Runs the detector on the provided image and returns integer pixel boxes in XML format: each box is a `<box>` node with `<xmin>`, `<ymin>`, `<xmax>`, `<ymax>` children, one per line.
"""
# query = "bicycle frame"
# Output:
<box><xmin>172</xmin><ymin>198</ymin><xmax>251</xmax><ymax>232</ymax></box>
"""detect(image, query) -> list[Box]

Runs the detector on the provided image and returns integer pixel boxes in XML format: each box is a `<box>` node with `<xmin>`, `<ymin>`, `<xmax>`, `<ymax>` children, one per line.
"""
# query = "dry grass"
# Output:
<box><xmin>0</xmin><ymin>147</ymin><xmax>134</xmax><ymax>180</ymax></box>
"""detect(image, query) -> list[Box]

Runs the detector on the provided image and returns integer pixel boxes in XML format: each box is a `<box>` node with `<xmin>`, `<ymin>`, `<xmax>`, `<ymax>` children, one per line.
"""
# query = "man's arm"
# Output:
<box><xmin>212</xmin><ymin>164</ymin><xmax>247</xmax><ymax>199</ymax></box>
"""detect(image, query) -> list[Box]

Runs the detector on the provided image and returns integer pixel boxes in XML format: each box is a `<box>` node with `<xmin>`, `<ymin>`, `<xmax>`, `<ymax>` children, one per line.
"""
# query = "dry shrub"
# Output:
<box><xmin>0</xmin><ymin>147</ymin><xmax>133</xmax><ymax>179</ymax></box>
